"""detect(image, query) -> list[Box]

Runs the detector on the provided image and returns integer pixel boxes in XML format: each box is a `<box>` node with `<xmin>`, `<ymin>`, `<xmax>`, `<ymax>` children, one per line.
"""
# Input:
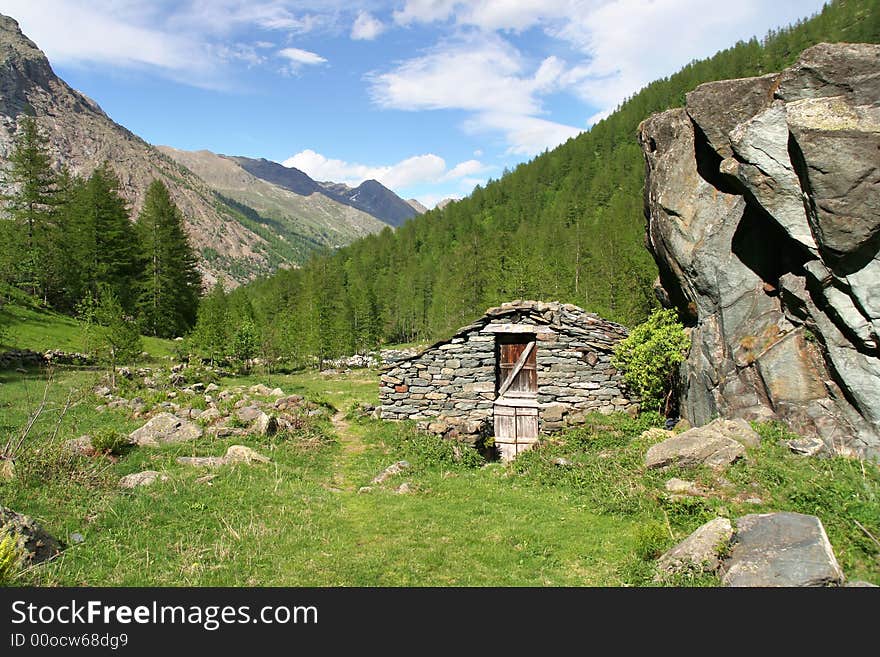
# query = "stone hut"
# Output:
<box><xmin>379</xmin><ymin>301</ymin><xmax>639</xmax><ymax>460</ymax></box>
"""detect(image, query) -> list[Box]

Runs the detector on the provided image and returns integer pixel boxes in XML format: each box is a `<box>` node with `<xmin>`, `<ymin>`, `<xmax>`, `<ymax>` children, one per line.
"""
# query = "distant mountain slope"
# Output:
<box><xmin>0</xmin><ymin>14</ymin><xmax>278</xmax><ymax>287</ymax></box>
<box><xmin>158</xmin><ymin>147</ymin><xmax>387</xmax><ymax>255</ymax></box>
<box><xmin>231</xmin><ymin>156</ymin><xmax>420</xmax><ymax>227</ymax></box>
<box><xmin>407</xmin><ymin>199</ymin><xmax>428</xmax><ymax>213</ymax></box>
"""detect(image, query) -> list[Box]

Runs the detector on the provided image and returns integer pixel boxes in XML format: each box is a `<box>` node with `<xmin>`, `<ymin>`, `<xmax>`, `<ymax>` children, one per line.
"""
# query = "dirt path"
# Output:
<box><xmin>331</xmin><ymin>410</ymin><xmax>365</xmax><ymax>455</ymax></box>
<box><xmin>328</xmin><ymin>410</ymin><xmax>366</xmax><ymax>492</ymax></box>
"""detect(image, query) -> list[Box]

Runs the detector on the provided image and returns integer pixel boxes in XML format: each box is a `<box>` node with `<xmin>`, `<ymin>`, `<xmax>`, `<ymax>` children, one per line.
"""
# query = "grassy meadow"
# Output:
<box><xmin>0</xmin><ymin>362</ymin><xmax>877</xmax><ymax>586</ymax></box>
<box><xmin>0</xmin><ymin>301</ymin><xmax>878</xmax><ymax>586</ymax></box>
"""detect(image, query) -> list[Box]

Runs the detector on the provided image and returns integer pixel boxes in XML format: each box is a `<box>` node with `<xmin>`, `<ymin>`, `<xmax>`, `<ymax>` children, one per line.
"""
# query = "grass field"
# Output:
<box><xmin>1</xmin><ymin>365</ymin><xmax>878</xmax><ymax>587</ymax></box>
<box><xmin>0</xmin><ymin>302</ymin><xmax>175</xmax><ymax>359</ymax></box>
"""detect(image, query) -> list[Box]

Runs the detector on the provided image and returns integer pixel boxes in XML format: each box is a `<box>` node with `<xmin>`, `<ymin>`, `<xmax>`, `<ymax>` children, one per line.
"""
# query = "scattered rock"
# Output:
<box><xmin>552</xmin><ymin>457</ymin><xmax>573</xmax><ymax>467</ymax></box>
<box><xmin>844</xmin><ymin>581</ymin><xmax>878</xmax><ymax>587</ymax></box>
<box><xmin>640</xmin><ymin>428</ymin><xmax>675</xmax><ymax>443</ymax></box>
<box><xmin>249</xmin><ymin>384</ymin><xmax>272</xmax><ymax>397</ymax></box>
<box><xmin>129</xmin><ymin>413</ymin><xmax>203</xmax><ymax>446</ymax></box>
<box><xmin>645</xmin><ymin>422</ymin><xmax>748</xmax><ymax>470</ymax></box>
<box><xmin>176</xmin><ymin>456</ymin><xmax>228</xmax><ymax>468</ymax></box>
<box><xmin>205</xmin><ymin>383</ymin><xmax>219</xmax><ymax>393</ymax></box>
<box><xmin>119</xmin><ymin>470</ymin><xmax>167</xmax><ymax>489</ymax></box>
<box><xmin>371</xmin><ymin>460</ymin><xmax>410</xmax><ymax>484</ymax></box>
<box><xmin>275</xmin><ymin>394</ymin><xmax>304</xmax><ymax>410</ymax></box>
<box><xmin>357</xmin><ymin>486</ymin><xmax>373</xmax><ymax>494</ymax></box>
<box><xmin>721</xmin><ymin>512</ymin><xmax>845</xmax><ymax>587</ymax></box>
<box><xmin>70</xmin><ymin>532</ymin><xmax>84</xmax><ymax>544</ymax></box>
<box><xmin>0</xmin><ymin>458</ymin><xmax>15</xmax><ymax>481</ymax></box>
<box><xmin>656</xmin><ymin>517</ymin><xmax>733</xmax><ymax>579</ymax></box>
<box><xmin>94</xmin><ymin>386</ymin><xmax>112</xmax><ymax>397</ymax></box>
<box><xmin>194</xmin><ymin>474</ymin><xmax>217</xmax><ymax>485</ymax></box>
<box><xmin>253</xmin><ymin>412</ymin><xmax>278</xmax><ymax>436</ymax></box>
<box><xmin>673</xmin><ymin>418</ymin><xmax>692</xmax><ymax>432</ymax></box>
<box><xmin>783</xmin><ymin>436</ymin><xmax>825</xmax><ymax>457</ymax></box>
<box><xmin>0</xmin><ymin>505</ymin><xmax>62</xmax><ymax>565</ymax></box>
<box><xmin>236</xmin><ymin>405</ymin><xmax>262</xmax><ymax>422</ymax></box>
<box><xmin>197</xmin><ymin>408</ymin><xmax>222</xmax><ymax>424</ymax></box>
<box><xmin>224</xmin><ymin>445</ymin><xmax>270</xmax><ymax>464</ymax></box>
<box><xmin>269</xmin><ymin>387</ymin><xmax>285</xmax><ymax>397</ymax></box>
<box><xmin>664</xmin><ymin>478</ymin><xmax>706</xmax><ymax>497</ymax></box>
<box><xmin>176</xmin><ymin>445</ymin><xmax>270</xmax><ymax>468</ymax></box>
<box><xmin>395</xmin><ymin>482</ymin><xmax>412</xmax><ymax>494</ymax></box>
<box><xmin>64</xmin><ymin>436</ymin><xmax>94</xmax><ymax>456</ymax></box>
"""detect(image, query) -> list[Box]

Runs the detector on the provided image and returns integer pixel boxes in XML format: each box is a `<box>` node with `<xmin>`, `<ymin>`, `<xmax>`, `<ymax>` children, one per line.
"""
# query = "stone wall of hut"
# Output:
<box><xmin>379</xmin><ymin>301</ymin><xmax>639</xmax><ymax>440</ymax></box>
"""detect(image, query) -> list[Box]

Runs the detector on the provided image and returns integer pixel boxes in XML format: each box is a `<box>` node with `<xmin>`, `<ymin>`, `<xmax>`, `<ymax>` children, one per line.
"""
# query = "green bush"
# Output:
<box><xmin>612</xmin><ymin>309</ymin><xmax>690</xmax><ymax>413</ymax></box>
<box><xmin>634</xmin><ymin>520</ymin><xmax>670</xmax><ymax>561</ymax></box>
<box><xmin>90</xmin><ymin>427</ymin><xmax>129</xmax><ymax>455</ymax></box>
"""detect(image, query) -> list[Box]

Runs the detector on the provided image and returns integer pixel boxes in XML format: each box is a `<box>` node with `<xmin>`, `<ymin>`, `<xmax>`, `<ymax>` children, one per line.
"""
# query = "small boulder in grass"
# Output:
<box><xmin>0</xmin><ymin>505</ymin><xmax>62</xmax><ymax>565</ymax></box>
<box><xmin>644</xmin><ymin>418</ymin><xmax>760</xmax><ymax>470</ymax></box>
<box><xmin>371</xmin><ymin>460</ymin><xmax>410</xmax><ymax>484</ymax></box>
<box><xmin>224</xmin><ymin>445</ymin><xmax>271</xmax><ymax>464</ymax></box>
<box><xmin>656</xmin><ymin>517</ymin><xmax>733</xmax><ymax>581</ymax></box>
<box><xmin>119</xmin><ymin>470</ymin><xmax>167</xmax><ymax>489</ymax></box>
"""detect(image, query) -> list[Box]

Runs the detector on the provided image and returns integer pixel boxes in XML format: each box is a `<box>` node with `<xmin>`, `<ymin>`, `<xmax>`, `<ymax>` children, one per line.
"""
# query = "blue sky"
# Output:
<box><xmin>1</xmin><ymin>1</ymin><xmax>828</xmax><ymax>207</ymax></box>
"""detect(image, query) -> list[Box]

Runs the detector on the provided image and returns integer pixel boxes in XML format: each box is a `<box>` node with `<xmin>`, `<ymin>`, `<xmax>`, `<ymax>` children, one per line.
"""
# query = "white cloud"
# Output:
<box><xmin>351</xmin><ymin>11</ymin><xmax>385</xmax><ymax>40</ymax></box>
<box><xmin>370</xmin><ymin>34</ymin><xmax>542</xmax><ymax>115</ymax></box>
<box><xmin>278</xmin><ymin>47</ymin><xmax>327</xmax><ymax>66</ymax></box>
<box><xmin>368</xmin><ymin>32</ymin><xmax>581</xmax><ymax>154</ymax></box>
<box><xmin>380</xmin><ymin>0</ymin><xmax>826</xmax><ymax>149</ymax></box>
<box><xmin>0</xmin><ymin>0</ymin><xmax>336</xmax><ymax>87</ymax></box>
<box><xmin>393</xmin><ymin>0</ymin><xmax>458</xmax><ymax>26</ymax></box>
<box><xmin>464</xmin><ymin>113</ymin><xmax>581</xmax><ymax>154</ymax></box>
<box><xmin>1</xmin><ymin>0</ymin><xmax>213</xmax><ymax>79</ymax></box>
<box><xmin>443</xmin><ymin>159</ymin><xmax>486</xmax><ymax>180</ymax></box>
<box><xmin>393</xmin><ymin>0</ymin><xmax>573</xmax><ymax>31</ymax></box>
<box><xmin>281</xmin><ymin>149</ymin><xmax>486</xmax><ymax>191</ymax></box>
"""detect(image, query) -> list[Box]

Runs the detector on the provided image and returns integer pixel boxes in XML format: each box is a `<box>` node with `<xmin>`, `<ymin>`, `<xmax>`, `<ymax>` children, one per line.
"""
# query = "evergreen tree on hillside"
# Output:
<box><xmin>135</xmin><ymin>180</ymin><xmax>202</xmax><ymax>338</ymax></box>
<box><xmin>64</xmin><ymin>163</ymin><xmax>140</xmax><ymax>310</ymax></box>
<box><xmin>190</xmin><ymin>282</ymin><xmax>230</xmax><ymax>365</ymax></box>
<box><xmin>0</xmin><ymin>116</ymin><xmax>60</xmax><ymax>300</ymax></box>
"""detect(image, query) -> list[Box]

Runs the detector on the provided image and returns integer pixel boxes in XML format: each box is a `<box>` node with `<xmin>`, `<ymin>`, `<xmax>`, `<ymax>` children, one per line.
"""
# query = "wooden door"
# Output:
<box><xmin>493</xmin><ymin>334</ymin><xmax>538</xmax><ymax>460</ymax></box>
<box><xmin>497</xmin><ymin>334</ymin><xmax>537</xmax><ymax>398</ymax></box>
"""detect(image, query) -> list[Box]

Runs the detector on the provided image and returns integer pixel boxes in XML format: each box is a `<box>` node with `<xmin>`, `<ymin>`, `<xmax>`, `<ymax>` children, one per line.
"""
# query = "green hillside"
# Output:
<box><xmin>225</xmin><ymin>0</ymin><xmax>879</xmax><ymax>365</ymax></box>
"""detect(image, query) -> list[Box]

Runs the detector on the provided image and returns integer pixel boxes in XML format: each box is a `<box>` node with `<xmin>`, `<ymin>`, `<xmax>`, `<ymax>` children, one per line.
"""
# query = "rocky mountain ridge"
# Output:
<box><xmin>640</xmin><ymin>42</ymin><xmax>880</xmax><ymax>460</ymax></box>
<box><xmin>157</xmin><ymin>147</ymin><xmax>387</xmax><ymax>251</ymax></box>
<box><xmin>229</xmin><ymin>155</ymin><xmax>420</xmax><ymax>227</ymax></box>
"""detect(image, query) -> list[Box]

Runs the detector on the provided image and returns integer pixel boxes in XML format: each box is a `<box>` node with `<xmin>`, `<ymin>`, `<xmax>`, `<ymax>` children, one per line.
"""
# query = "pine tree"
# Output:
<box><xmin>190</xmin><ymin>282</ymin><xmax>230</xmax><ymax>365</ymax></box>
<box><xmin>0</xmin><ymin>116</ymin><xmax>60</xmax><ymax>300</ymax></box>
<box><xmin>135</xmin><ymin>180</ymin><xmax>202</xmax><ymax>338</ymax></box>
<box><xmin>65</xmin><ymin>163</ymin><xmax>140</xmax><ymax>310</ymax></box>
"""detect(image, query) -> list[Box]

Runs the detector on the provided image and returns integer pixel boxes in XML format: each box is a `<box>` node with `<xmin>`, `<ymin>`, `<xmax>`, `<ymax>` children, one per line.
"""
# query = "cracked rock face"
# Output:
<box><xmin>639</xmin><ymin>43</ymin><xmax>880</xmax><ymax>460</ymax></box>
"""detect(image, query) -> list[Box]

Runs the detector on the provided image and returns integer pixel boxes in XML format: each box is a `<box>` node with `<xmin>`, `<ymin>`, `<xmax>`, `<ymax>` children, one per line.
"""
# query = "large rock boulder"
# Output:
<box><xmin>656</xmin><ymin>517</ymin><xmax>733</xmax><ymax>580</ymax></box>
<box><xmin>645</xmin><ymin>418</ymin><xmax>758</xmax><ymax>470</ymax></box>
<box><xmin>639</xmin><ymin>43</ymin><xmax>880</xmax><ymax>461</ymax></box>
<box><xmin>721</xmin><ymin>512</ymin><xmax>844</xmax><ymax>587</ymax></box>
<box><xmin>129</xmin><ymin>412</ymin><xmax>203</xmax><ymax>446</ymax></box>
<box><xmin>0</xmin><ymin>505</ymin><xmax>62</xmax><ymax>565</ymax></box>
